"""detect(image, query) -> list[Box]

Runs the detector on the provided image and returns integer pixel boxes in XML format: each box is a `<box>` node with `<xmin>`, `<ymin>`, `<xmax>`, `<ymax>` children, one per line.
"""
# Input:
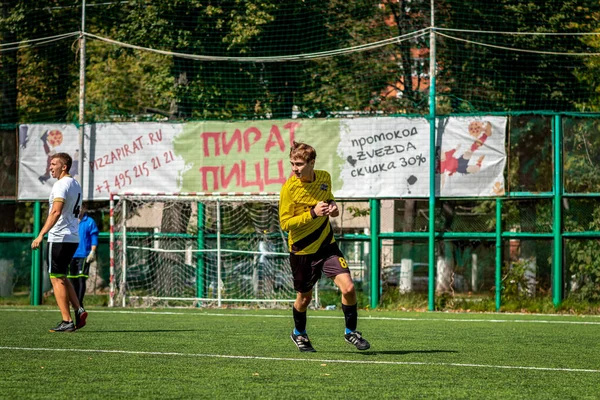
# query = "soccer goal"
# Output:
<box><xmin>109</xmin><ymin>194</ymin><xmax>296</xmax><ymax>307</ymax></box>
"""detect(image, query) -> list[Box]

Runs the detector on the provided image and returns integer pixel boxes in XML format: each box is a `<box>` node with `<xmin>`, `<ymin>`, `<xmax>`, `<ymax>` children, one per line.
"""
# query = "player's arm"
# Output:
<box><xmin>325</xmin><ymin>173</ymin><xmax>339</xmax><ymax>217</ymax></box>
<box><xmin>31</xmin><ymin>199</ymin><xmax>65</xmax><ymax>249</ymax></box>
<box><xmin>89</xmin><ymin>220</ymin><xmax>100</xmax><ymax>245</ymax></box>
<box><xmin>279</xmin><ymin>187</ymin><xmax>327</xmax><ymax>231</ymax></box>
<box><xmin>279</xmin><ymin>187</ymin><xmax>313</xmax><ymax>231</ymax></box>
<box><xmin>86</xmin><ymin>221</ymin><xmax>100</xmax><ymax>262</ymax></box>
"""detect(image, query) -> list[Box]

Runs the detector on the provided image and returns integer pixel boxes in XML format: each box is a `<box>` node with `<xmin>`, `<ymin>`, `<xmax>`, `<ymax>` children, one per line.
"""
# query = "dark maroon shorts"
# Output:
<box><xmin>289</xmin><ymin>242</ymin><xmax>350</xmax><ymax>293</ymax></box>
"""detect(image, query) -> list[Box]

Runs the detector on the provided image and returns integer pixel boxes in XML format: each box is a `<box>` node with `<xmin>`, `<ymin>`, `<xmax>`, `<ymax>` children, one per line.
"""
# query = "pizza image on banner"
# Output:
<box><xmin>46</xmin><ymin>129</ymin><xmax>64</xmax><ymax>148</ymax></box>
<box><xmin>17</xmin><ymin>124</ymin><xmax>80</xmax><ymax>200</ymax></box>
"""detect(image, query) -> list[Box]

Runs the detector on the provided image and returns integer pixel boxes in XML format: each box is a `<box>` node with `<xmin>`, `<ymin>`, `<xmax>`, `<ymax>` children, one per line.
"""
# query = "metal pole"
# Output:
<box><xmin>495</xmin><ymin>198</ymin><xmax>502</xmax><ymax>311</ymax></box>
<box><xmin>552</xmin><ymin>115</ymin><xmax>563</xmax><ymax>306</ymax></box>
<box><xmin>78</xmin><ymin>0</ymin><xmax>86</xmax><ymax>193</ymax></box>
<box><xmin>217</xmin><ymin>199</ymin><xmax>222</xmax><ymax>307</ymax></box>
<box><xmin>30</xmin><ymin>201</ymin><xmax>42</xmax><ymax>305</ymax></box>
<box><xmin>109</xmin><ymin>194</ymin><xmax>115</xmax><ymax>307</ymax></box>
<box><xmin>369</xmin><ymin>198</ymin><xmax>380</xmax><ymax>308</ymax></box>
<box><xmin>121</xmin><ymin>198</ymin><xmax>127</xmax><ymax>307</ymax></box>
<box><xmin>196</xmin><ymin>202</ymin><xmax>205</xmax><ymax>301</ymax></box>
<box><xmin>427</xmin><ymin>0</ymin><xmax>437</xmax><ymax>311</ymax></box>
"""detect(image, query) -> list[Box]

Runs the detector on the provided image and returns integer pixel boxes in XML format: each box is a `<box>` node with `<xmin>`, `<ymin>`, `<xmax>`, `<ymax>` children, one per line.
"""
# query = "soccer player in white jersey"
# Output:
<box><xmin>31</xmin><ymin>153</ymin><xmax>88</xmax><ymax>332</ymax></box>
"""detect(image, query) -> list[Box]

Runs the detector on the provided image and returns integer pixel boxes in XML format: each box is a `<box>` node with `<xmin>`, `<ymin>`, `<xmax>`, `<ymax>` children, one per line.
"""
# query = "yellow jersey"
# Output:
<box><xmin>279</xmin><ymin>170</ymin><xmax>335</xmax><ymax>255</ymax></box>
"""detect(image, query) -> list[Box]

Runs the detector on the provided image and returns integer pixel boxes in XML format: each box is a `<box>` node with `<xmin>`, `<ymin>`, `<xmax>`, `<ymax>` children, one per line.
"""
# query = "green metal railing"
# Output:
<box><xmin>2</xmin><ymin>114</ymin><xmax>600</xmax><ymax>308</ymax></box>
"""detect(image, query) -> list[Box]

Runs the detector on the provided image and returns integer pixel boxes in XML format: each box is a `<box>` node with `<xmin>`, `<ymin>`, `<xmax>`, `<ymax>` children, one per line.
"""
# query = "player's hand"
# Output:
<box><xmin>328</xmin><ymin>201</ymin><xmax>339</xmax><ymax>217</ymax></box>
<box><xmin>31</xmin><ymin>236</ymin><xmax>43</xmax><ymax>250</ymax></box>
<box><xmin>313</xmin><ymin>201</ymin><xmax>330</xmax><ymax>217</ymax></box>
<box><xmin>86</xmin><ymin>250</ymin><xmax>96</xmax><ymax>263</ymax></box>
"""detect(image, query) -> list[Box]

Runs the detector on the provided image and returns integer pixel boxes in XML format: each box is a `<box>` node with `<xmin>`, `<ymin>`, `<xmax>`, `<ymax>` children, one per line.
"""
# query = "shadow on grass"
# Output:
<box><xmin>333</xmin><ymin>349</ymin><xmax>458</xmax><ymax>356</ymax></box>
<box><xmin>81</xmin><ymin>329</ymin><xmax>201</xmax><ymax>333</ymax></box>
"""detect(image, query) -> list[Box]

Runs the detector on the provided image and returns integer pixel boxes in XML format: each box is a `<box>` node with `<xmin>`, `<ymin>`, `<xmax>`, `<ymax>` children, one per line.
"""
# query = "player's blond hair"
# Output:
<box><xmin>289</xmin><ymin>141</ymin><xmax>316</xmax><ymax>162</ymax></box>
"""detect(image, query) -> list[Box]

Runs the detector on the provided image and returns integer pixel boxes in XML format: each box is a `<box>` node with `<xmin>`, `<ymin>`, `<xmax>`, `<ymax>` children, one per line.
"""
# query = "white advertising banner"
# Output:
<box><xmin>335</xmin><ymin>117</ymin><xmax>431</xmax><ymax>197</ymax></box>
<box><xmin>18</xmin><ymin>124</ymin><xmax>82</xmax><ymax>199</ymax></box>
<box><xmin>88</xmin><ymin>123</ymin><xmax>186</xmax><ymax>197</ymax></box>
<box><xmin>436</xmin><ymin>116</ymin><xmax>507</xmax><ymax>197</ymax></box>
<box><xmin>17</xmin><ymin>117</ymin><xmax>507</xmax><ymax>200</ymax></box>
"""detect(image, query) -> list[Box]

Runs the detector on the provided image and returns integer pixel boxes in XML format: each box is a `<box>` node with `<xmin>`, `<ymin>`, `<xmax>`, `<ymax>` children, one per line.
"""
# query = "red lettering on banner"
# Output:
<box><xmin>199</xmin><ymin>166</ymin><xmax>220</xmax><ymax>191</ymax></box>
<box><xmin>91</xmin><ymin>135</ymin><xmax>149</xmax><ymax>171</ymax></box>
<box><xmin>221</xmin><ymin>163</ymin><xmax>241</xmax><ymax>188</ymax></box>
<box><xmin>132</xmin><ymin>136</ymin><xmax>144</xmax><ymax>152</ymax></box>
<box><xmin>191</xmin><ymin>122</ymin><xmax>302</xmax><ymax>191</ymax></box>
<box><xmin>222</xmin><ymin>129</ymin><xmax>242</xmax><ymax>155</ymax></box>
<box><xmin>241</xmin><ymin>160</ymin><xmax>264</xmax><ymax>191</ymax></box>
<box><xmin>201</xmin><ymin>132</ymin><xmax>221</xmax><ymax>157</ymax></box>
<box><xmin>94</xmin><ymin>152</ymin><xmax>175</xmax><ymax>195</ymax></box>
<box><xmin>264</xmin><ymin>158</ymin><xmax>286</xmax><ymax>185</ymax></box>
<box><xmin>148</xmin><ymin>129</ymin><xmax>162</xmax><ymax>144</ymax></box>
<box><xmin>243</xmin><ymin>127</ymin><xmax>261</xmax><ymax>153</ymax></box>
<box><xmin>265</xmin><ymin>125</ymin><xmax>285</xmax><ymax>153</ymax></box>
<box><xmin>284</xmin><ymin>122</ymin><xmax>300</xmax><ymax>145</ymax></box>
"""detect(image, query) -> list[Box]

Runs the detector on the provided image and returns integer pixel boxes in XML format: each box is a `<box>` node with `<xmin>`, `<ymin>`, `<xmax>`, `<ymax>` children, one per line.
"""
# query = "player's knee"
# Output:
<box><xmin>340</xmin><ymin>282</ymin><xmax>355</xmax><ymax>297</ymax></box>
<box><xmin>298</xmin><ymin>295</ymin><xmax>312</xmax><ymax>308</ymax></box>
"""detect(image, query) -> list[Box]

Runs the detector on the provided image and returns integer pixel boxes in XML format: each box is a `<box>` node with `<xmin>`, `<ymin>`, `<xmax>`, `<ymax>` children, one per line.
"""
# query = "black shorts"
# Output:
<box><xmin>289</xmin><ymin>242</ymin><xmax>350</xmax><ymax>293</ymax></box>
<box><xmin>68</xmin><ymin>258</ymin><xmax>90</xmax><ymax>279</ymax></box>
<box><xmin>47</xmin><ymin>242</ymin><xmax>78</xmax><ymax>278</ymax></box>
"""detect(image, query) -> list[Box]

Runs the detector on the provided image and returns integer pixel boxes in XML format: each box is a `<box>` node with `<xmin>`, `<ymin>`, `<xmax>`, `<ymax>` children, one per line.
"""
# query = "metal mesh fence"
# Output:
<box><xmin>2</xmin><ymin>2</ymin><xmax>600</xmax><ymax>308</ymax></box>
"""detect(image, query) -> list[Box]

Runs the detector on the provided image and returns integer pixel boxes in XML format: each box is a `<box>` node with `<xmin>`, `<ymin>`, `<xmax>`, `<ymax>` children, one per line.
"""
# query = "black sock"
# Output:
<box><xmin>293</xmin><ymin>306</ymin><xmax>307</xmax><ymax>333</ymax></box>
<box><xmin>342</xmin><ymin>303</ymin><xmax>358</xmax><ymax>332</ymax></box>
<box><xmin>70</xmin><ymin>278</ymin><xmax>80</xmax><ymax>300</ymax></box>
<box><xmin>77</xmin><ymin>278</ymin><xmax>87</xmax><ymax>307</ymax></box>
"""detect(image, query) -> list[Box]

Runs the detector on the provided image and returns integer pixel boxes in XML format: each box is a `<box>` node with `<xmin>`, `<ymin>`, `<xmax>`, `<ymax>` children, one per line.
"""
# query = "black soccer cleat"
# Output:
<box><xmin>49</xmin><ymin>321</ymin><xmax>75</xmax><ymax>333</ymax></box>
<box><xmin>75</xmin><ymin>307</ymin><xmax>88</xmax><ymax>330</ymax></box>
<box><xmin>291</xmin><ymin>331</ymin><xmax>316</xmax><ymax>352</ymax></box>
<box><xmin>344</xmin><ymin>331</ymin><xmax>370</xmax><ymax>350</ymax></box>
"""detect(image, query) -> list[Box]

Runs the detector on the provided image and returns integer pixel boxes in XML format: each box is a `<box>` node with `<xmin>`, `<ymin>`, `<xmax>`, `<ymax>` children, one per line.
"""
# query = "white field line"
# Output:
<box><xmin>0</xmin><ymin>346</ymin><xmax>598</xmax><ymax>373</ymax></box>
<box><xmin>1</xmin><ymin>308</ymin><xmax>600</xmax><ymax>325</ymax></box>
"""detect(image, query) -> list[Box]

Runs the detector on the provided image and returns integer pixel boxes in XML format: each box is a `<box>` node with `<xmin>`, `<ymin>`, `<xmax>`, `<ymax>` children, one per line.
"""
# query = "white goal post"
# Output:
<box><xmin>109</xmin><ymin>193</ymin><xmax>297</xmax><ymax>307</ymax></box>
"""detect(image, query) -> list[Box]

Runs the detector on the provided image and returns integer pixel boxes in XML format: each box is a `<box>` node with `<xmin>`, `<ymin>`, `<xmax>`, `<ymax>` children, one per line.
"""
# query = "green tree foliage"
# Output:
<box><xmin>67</xmin><ymin>39</ymin><xmax>175</xmax><ymax>122</ymax></box>
<box><xmin>302</xmin><ymin>0</ymin><xmax>431</xmax><ymax>115</ymax></box>
<box><xmin>436</xmin><ymin>0</ymin><xmax>600</xmax><ymax>113</ymax></box>
<box><xmin>563</xmin><ymin>117</ymin><xmax>600</xmax><ymax>301</ymax></box>
<box><xmin>110</xmin><ymin>0</ymin><xmax>280</xmax><ymax>119</ymax></box>
<box><xmin>6</xmin><ymin>2</ymin><xmax>79</xmax><ymax>122</ymax></box>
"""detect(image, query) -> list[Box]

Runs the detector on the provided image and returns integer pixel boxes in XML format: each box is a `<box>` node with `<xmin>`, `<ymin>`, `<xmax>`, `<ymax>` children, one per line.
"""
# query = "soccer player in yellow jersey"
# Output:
<box><xmin>280</xmin><ymin>141</ymin><xmax>370</xmax><ymax>352</ymax></box>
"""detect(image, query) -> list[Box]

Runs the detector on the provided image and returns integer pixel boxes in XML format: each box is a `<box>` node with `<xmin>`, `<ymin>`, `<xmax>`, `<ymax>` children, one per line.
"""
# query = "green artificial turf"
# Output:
<box><xmin>1</xmin><ymin>307</ymin><xmax>599</xmax><ymax>399</ymax></box>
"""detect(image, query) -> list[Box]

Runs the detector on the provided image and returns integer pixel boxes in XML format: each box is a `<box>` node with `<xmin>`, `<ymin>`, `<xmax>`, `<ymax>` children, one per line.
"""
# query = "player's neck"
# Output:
<box><xmin>299</xmin><ymin>172</ymin><xmax>315</xmax><ymax>183</ymax></box>
<box><xmin>58</xmin><ymin>172</ymin><xmax>70</xmax><ymax>180</ymax></box>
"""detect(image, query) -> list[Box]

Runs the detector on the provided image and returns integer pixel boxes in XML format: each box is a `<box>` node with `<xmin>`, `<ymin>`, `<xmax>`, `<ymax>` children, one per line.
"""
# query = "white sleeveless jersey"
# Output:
<box><xmin>48</xmin><ymin>175</ymin><xmax>82</xmax><ymax>243</ymax></box>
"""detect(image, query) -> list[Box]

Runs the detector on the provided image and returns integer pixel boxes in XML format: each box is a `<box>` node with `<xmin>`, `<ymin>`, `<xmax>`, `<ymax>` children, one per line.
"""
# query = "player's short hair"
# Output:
<box><xmin>52</xmin><ymin>152</ymin><xmax>73</xmax><ymax>172</ymax></box>
<box><xmin>289</xmin><ymin>141</ymin><xmax>316</xmax><ymax>162</ymax></box>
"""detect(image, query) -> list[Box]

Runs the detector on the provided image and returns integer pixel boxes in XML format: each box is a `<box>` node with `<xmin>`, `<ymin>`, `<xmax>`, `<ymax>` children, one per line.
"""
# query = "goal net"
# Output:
<box><xmin>109</xmin><ymin>194</ymin><xmax>295</xmax><ymax>307</ymax></box>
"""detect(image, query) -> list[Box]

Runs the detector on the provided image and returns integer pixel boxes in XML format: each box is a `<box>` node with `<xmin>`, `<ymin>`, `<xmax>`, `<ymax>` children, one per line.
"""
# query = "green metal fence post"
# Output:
<box><xmin>495</xmin><ymin>198</ymin><xmax>502</xmax><ymax>311</ymax></box>
<box><xmin>369</xmin><ymin>198</ymin><xmax>380</xmax><ymax>308</ymax></box>
<box><xmin>427</xmin><ymin>16</ymin><xmax>437</xmax><ymax>312</ymax></box>
<box><xmin>196</xmin><ymin>202</ymin><xmax>205</xmax><ymax>301</ymax></box>
<box><xmin>31</xmin><ymin>201</ymin><xmax>42</xmax><ymax>305</ymax></box>
<box><xmin>552</xmin><ymin>114</ymin><xmax>563</xmax><ymax>307</ymax></box>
